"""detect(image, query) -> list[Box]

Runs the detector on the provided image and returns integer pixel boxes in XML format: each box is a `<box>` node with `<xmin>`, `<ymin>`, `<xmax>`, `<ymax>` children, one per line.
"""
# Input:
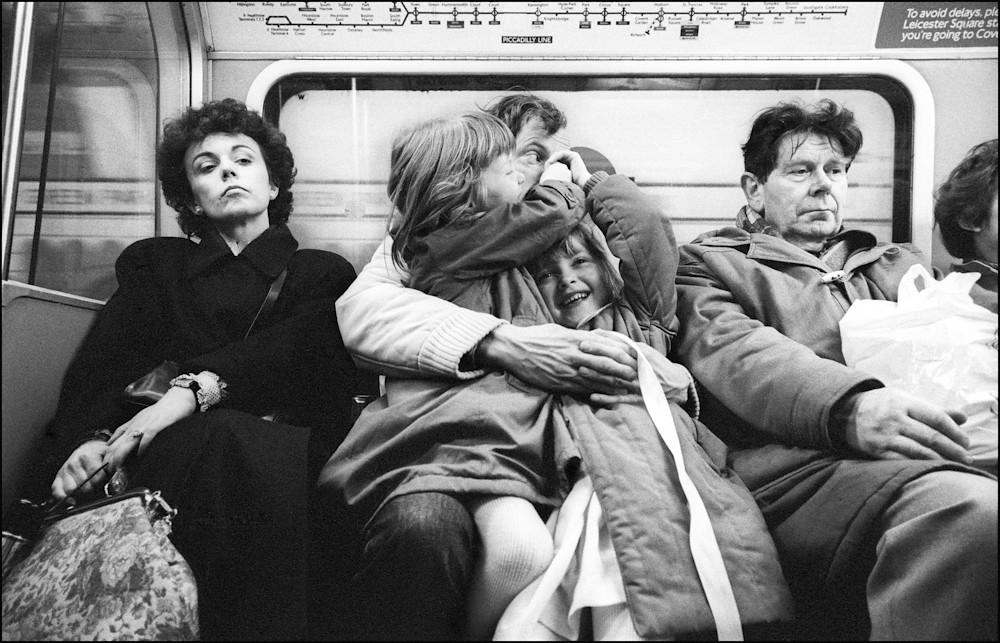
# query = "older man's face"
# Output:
<box><xmin>746</xmin><ymin>132</ymin><xmax>851</xmax><ymax>252</ymax></box>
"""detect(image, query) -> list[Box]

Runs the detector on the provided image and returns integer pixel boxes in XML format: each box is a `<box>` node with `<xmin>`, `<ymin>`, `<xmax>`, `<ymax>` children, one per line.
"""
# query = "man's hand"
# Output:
<box><xmin>51</xmin><ymin>440</ymin><xmax>108</xmax><ymax>501</ymax></box>
<box><xmin>478</xmin><ymin>325</ymin><xmax>638</xmax><ymax>396</ymax></box>
<box><xmin>840</xmin><ymin>388</ymin><xmax>972</xmax><ymax>463</ymax></box>
<box><xmin>545</xmin><ymin>150</ymin><xmax>592</xmax><ymax>189</ymax></box>
<box><xmin>591</xmin><ymin>343</ymin><xmax>692</xmax><ymax>407</ymax></box>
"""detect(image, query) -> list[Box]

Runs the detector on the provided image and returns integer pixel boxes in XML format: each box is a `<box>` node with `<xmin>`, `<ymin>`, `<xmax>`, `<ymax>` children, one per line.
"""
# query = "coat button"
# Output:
<box><xmin>820</xmin><ymin>270</ymin><xmax>846</xmax><ymax>283</ymax></box>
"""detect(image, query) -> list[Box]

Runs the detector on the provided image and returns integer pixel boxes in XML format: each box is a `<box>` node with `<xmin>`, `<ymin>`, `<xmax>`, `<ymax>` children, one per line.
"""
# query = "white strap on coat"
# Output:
<box><xmin>502</xmin><ymin>340</ymin><xmax>744</xmax><ymax>641</ymax></box>
<box><xmin>633</xmin><ymin>339</ymin><xmax>743</xmax><ymax>641</ymax></box>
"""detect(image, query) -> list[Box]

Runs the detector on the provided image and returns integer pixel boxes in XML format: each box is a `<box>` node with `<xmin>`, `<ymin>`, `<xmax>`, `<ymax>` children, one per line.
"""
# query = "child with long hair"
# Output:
<box><xmin>320</xmin><ymin>113</ymin><xmax>791</xmax><ymax>640</ymax></box>
<box><xmin>327</xmin><ymin>112</ymin><xmax>589</xmax><ymax>638</ymax></box>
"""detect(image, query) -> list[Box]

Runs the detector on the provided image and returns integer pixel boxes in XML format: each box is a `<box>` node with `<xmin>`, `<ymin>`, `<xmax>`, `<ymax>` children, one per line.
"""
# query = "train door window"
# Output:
<box><xmin>263</xmin><ymin>72</ymin><xmax>912</xmax><ymax>275</ymax></box>
<box><xmin>6</xmin><ymin>2</ymin><xmax>189</xmax><ymax>301</ymax></box>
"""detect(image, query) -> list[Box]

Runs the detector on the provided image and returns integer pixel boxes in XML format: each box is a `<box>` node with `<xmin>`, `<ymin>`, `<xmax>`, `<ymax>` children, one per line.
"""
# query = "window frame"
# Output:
<box><xmin>246</xmin><ymin>58</ymin><xmax>935</xmax><ymax>257</ymax></box>
<box><xmin>1</xmin><ymin>1</ymin><xmax>192</xmax><ymax>300</ymax></box>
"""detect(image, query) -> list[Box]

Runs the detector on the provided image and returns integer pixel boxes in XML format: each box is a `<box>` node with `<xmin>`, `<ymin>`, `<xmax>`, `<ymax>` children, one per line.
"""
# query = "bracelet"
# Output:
<box><xmin>170</xmin><ymin>371</ymin><xmax>227</xmax><ymax>412</ymax></box>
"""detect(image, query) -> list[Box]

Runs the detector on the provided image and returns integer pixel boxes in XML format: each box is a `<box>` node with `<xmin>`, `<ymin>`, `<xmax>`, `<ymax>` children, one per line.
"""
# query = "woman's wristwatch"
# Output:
<box><xmin>169</xmin><ymin>371</ymin><xmax>226</xmax><ymax>412</ymax></box>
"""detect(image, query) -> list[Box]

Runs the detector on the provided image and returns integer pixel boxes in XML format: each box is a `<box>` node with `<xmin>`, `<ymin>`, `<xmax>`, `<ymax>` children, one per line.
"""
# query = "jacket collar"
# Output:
<box><xmin>186</xmin><ymin>223</ymin><xmax>298</xmax><ymax>279</ymax></box>
<box><xmin>694</xmin><ymin>219</ymin><xmax>884</xmax><ymax>272</ymax></box>
<box><xmin>952</xmin><ymin>259</ymin><xmax>999</xmax><ymax>289</ymax></box>
<box><xmin>954</xmin><ymin>258</ymin><xmax>999</xmax><ymax>275</ymax></box>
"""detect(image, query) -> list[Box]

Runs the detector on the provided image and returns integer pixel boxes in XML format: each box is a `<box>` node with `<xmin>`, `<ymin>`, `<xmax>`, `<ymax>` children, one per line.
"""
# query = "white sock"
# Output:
<box><xmin>592</xmin><ymin>603</ymin><xmax>646</xmax><ymax>641</ymax></box>
<box><xmin>465</xmin><ymin>497</ymin><xmax>553</xmax><ymax>640</ymax></box>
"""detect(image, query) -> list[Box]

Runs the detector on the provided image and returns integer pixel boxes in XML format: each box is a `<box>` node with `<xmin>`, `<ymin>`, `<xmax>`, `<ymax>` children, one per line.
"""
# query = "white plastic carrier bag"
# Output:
<box><xmin>838</xmin><ymin>264</ymin><xmax>999</xmax><ymax>468</ymax></box>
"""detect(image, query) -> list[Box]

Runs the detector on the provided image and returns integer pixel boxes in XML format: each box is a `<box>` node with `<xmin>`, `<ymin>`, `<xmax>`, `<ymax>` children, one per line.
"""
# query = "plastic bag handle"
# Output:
<box><xmin>897</xmin><ymin>263</ymin><xmax>984</xmax><ymax>305</ymax></box>
<box><xmin>897</xmin><ymin>264</ymin><xmax>935</xmax><ymax>302</ymax></box>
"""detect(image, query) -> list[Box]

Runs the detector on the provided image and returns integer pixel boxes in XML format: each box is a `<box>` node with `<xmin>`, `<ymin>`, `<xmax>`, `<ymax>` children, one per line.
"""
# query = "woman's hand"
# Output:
<box><xmin>103</xmin><ymin>386</ymin><xmax>198</xmax><ymax>470</ymax></box>
<box><xmin>545</xmin><ymin>150</ymin><xmax>592</xmax><ymax>189</ymax></box>
<box><xmin>51</xmin><ymin>440</ymin><xmax>109</xmax><ymax>501</ymax></box>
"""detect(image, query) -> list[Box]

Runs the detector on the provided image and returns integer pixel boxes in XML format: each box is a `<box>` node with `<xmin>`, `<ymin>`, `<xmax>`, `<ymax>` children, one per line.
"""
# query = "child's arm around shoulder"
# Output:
<box><xmin>425</xmin><ymin>181</ymin><xmax>587</xmax><ymax>278</ymax></box>
<box><xmin>586</xmin><ymin>172</ymin><xmax>679</xmax><ymax>337</ymax></box>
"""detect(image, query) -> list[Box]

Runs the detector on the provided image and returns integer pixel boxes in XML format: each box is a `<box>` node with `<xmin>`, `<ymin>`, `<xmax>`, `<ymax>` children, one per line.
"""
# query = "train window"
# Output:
<box><xmin>264</xmin><ymin>73</ymin><xmax>912</xmax><ymax>274</ymax></box>
<box><xmin>6</xmin><ymin>2</ymin><xmax>189</xmax><ymax>301</ymax></box>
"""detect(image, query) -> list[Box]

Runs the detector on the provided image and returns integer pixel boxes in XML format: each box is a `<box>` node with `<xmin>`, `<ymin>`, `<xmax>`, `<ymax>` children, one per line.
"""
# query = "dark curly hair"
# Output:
<box><xmin>742</xmin><ymin>99</ymin><xmax>863</xmax><ymax>182</ymax></box>
<box><xmin>156</xmin><ymin>98</ymin><xmax>296</xmax><ymax>239</ymax></box>
<box><xmin>934</xmin><ymin>139</ymin><xmax>998</xmax><ymax>261</ymax></box>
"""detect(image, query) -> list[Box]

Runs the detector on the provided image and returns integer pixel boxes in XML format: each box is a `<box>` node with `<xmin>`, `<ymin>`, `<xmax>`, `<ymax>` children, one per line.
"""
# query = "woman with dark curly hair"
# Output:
<box><xmin>157</xmin><ymin>98</ymin><xmax>297</xmax><ymax>239</ymax></box>
<box><xmin>935</xmin><ymin>138</ymin><xmax>998</xmax><ymax>312</ymax></box>
<box><xmin>33</xmin><ymin>98</ymin><xmax>361</xmax><ymax>639</ymax></box>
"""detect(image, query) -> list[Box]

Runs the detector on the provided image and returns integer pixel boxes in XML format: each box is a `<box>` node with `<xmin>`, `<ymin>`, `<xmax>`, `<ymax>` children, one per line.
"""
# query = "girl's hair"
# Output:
<box><xmin>527</xmin><ymin>225</ymin><xmax>625</xmax><ymax>305</ymax></box>
<box><xmin>388</xmin><ymin>112</ymin><xmax>515</xmax><ymax>268</ymax></box>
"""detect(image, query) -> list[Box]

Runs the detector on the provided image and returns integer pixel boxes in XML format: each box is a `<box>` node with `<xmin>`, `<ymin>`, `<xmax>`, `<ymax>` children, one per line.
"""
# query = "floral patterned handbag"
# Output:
<box><xmin>1</xmin><ymin>476</ymin><xmax>199</xmax><ymax>640</ymax></box>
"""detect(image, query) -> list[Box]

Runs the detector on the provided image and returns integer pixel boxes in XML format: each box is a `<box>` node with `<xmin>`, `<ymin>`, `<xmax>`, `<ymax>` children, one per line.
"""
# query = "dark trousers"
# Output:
<box><xmin>134</xmin><ymin>410</ymin><xmax>311</xmax><ymax>641</ymax></box>
<box><xmin>355</xmin><ymin>492</ymin><xmax>478</xmax><ymax>641</ymax></box>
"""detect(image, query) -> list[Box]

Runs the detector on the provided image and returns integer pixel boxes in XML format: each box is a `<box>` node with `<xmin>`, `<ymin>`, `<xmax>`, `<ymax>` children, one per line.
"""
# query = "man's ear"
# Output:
<box><xmin>957</xmin><ymin>216</ymin><xmax>982</xmax><ymax>233</ymax></box>
<box><xmin>740</xmin><ymin>172</ymin><xmax>765</xmax><ymax>213</ymax></box>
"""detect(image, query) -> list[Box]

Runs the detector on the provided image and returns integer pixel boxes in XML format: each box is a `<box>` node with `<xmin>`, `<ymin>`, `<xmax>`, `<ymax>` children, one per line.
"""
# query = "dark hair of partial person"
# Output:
<box><xmin>156</xmin><ymin>98</ymin><xmax>296</xmax><ymax>239</ymax></box>
<box><xmin>527</xmin><ymin>224</ymin><xmax>625</xmax><ymax>304</ymax></box>
<box><xmin>742</xmin><ymin>99</ymin><xmax>864</xmax><ymax>181</ymax></box>
<box><xmin>934</xmin><ymin>138</ymin><xmax>999</xmax><ymax>260</ymax></box>
<box><xmin>483</xmin><ymin>92</ymin><xmax>567</xmax><ymax>139</ymax></box>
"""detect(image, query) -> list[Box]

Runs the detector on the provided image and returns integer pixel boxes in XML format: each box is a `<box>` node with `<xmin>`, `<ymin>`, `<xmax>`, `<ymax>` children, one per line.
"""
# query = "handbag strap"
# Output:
<box><xmin>244</xmin><ymin>268</ymin><xmax>288</xmax><ymax>340</ymax></box>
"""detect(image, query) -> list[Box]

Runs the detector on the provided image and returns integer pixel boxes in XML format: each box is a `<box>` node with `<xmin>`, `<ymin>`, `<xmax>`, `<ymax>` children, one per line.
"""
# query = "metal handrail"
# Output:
<box><xmin>2</xmin><ymin>2</ymin><xmax>35</xmax><ymax>279</ymax></box>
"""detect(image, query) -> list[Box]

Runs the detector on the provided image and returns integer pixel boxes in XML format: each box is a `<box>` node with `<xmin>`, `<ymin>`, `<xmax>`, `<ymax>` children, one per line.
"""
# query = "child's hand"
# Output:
<box><xmin>539</xmin><ymin>160</ymin><xmax>572</xmax><ymax>184</ymax></box>
<box><xmin>545</xmin><ymin>150</ymin><xmax>592</xmax><ymax>189</ymax></box>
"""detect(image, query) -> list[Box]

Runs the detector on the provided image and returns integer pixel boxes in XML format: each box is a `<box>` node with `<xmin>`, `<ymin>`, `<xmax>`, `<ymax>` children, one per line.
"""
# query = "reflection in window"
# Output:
<box><xmin>8</xmin><ymin>2</ymin><xmax>186</xmax><ymax>301</ymax></box>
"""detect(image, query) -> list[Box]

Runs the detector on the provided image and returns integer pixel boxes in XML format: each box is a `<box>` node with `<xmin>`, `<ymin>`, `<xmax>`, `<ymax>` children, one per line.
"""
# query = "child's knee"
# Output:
<box><xmin>473</xmin><ymin>496</ymin><xmax>553</xmax><ymax>581</ymax></box>
<box><xmin>515</xmin><ymin>527</ymin><xmax>554</xmax><ymax>575</ymax></box>
<box><xmin>484</xmin><ymin>526</ymin><xmax>553</xmax><ymax>582</ymax></box>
